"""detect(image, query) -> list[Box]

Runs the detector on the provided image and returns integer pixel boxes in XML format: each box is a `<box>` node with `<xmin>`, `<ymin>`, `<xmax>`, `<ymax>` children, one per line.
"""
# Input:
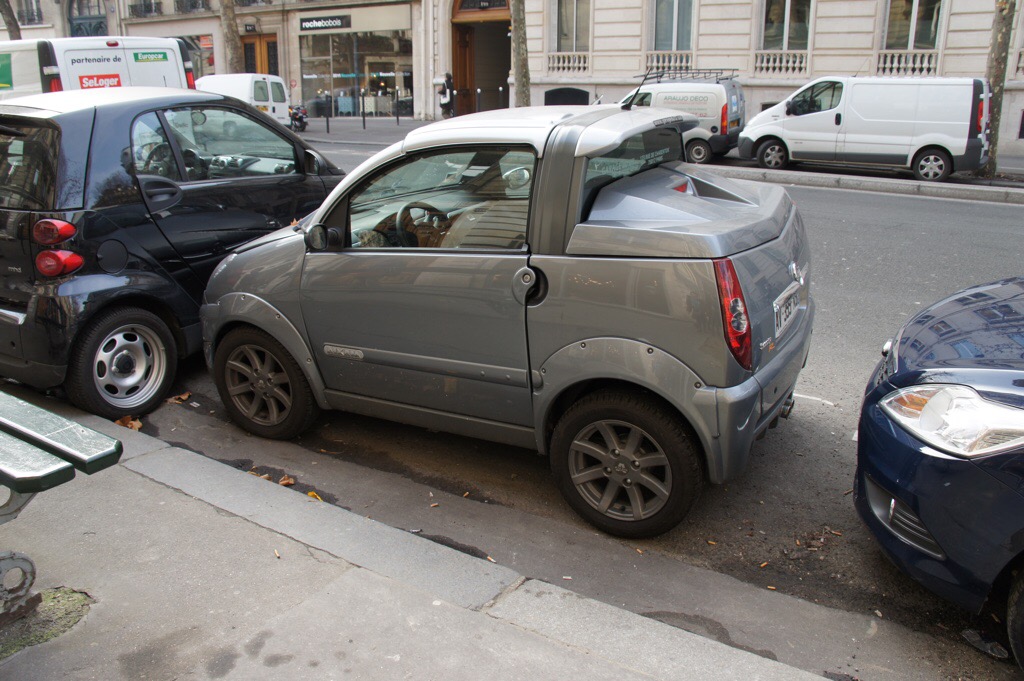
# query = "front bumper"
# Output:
<box><xmin>854</xmin><ymin>383</ymin><xmax>1024</xmax><ymax>614</ymax></box>
<box><xmin>737</xmin><ymin>136</ymin><xmax>755</xmax><ymax>161</ymax></box>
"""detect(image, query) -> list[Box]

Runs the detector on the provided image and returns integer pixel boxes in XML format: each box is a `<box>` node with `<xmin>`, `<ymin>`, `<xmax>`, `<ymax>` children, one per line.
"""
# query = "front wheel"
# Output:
<box><xmin>756</xmin><ymin>139</ymin><xmax>789</xmax><ymax>170</ymax></box>
<box><xmin>214</xmin><ymin>327</ymin><xmax>319</xmax><ymax>439</ymax></box>
<box><xmin>550</xmin><ymin>391</ymin><xmax>703</xmax><ymax>538</ymax></box>
<box><xmin>65</xmin><ymin>307</ymin><xmax>177</xmax><ymax>419</ymax></box>
<box><xmin>912</xmin><ymin>148</ymin><xmax>952</xmax><ymax>182</ymax></box>
<box><xmin>685</xmin><ymin>139</ymin><xmax>713</xmax><ymax>164</ymax></box>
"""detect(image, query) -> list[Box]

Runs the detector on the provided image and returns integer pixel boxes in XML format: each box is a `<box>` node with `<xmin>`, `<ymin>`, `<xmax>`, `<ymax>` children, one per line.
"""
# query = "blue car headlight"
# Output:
<box><xmin>880</xmin><ymin>384</ymin><xmax>1024</xmax><ymax>457</ymax></box>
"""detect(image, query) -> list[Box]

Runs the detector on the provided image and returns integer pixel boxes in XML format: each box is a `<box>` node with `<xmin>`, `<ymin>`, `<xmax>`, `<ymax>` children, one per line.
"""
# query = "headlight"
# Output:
<box><xmin>880</xmin><ymin>384</ymin><xmax>1024</xmax><ymax>457</ymax></box>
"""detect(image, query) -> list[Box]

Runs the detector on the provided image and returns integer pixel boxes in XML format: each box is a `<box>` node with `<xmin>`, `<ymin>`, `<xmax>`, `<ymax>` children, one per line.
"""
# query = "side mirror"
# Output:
<box><xmin>304</xmin><ymin>149</ymin><xmax>322</xmax><ymax>175</ymax></box>
<box><xmin>304</xmin><ymin>224</ymin><xmax>344</xmax><ymax>251</ymax></box>
<box><xmin>502</xmin><ymin>166</ymin><xmax>532</xmax><ymax>190</ymax></box>
<box><xmin>785</xmin><ymin>101</ymin><xmax>794</xmax><ymax>116</ymax></box>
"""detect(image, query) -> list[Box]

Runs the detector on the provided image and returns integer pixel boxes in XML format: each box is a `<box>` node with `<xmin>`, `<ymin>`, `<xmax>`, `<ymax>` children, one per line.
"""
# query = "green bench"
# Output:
<box><xmin>0</xmin><ymin>391</ymin><xmax>122</xmax><ymax>620</ymax></box>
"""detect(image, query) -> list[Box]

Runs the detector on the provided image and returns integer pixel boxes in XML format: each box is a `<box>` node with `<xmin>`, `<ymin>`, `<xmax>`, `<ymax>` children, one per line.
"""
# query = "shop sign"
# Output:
<box><xmin>0</xmin><ymin>55</ymin><xmax>11</xmax><ymax>90</ymax></box>
<box><xmin>244</xmin><ymin>24</ymin><xmax>257</xmax><ymax>33</ymax></box>
<box><xmin>300</xmin><ymin>15</ymin><xmax>351</xmax><ymax>31</ymax></box>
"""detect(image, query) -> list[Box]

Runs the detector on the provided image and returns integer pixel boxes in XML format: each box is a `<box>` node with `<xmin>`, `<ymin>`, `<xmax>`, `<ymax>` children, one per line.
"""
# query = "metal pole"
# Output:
<box><xmin>395</xmin><ymin>89</ymin><xmax>399</xmax><ymax>125</ymax></box>
<box><xmin>499</xmin><ymin>86</ymin><xmax>504</xmax><ymax>108</ymax></box>
<box><xmin>476</xmin><ymin>88</ymin><xmax>481</xmax><ymax>113</ymax></box>
<box><xmin>325</xmin><ymin>93</ymin><xmax>330</xmax><ymax>134</ymax></box>
<box><xmin>361</xmin><ymin>88</ymin><xmax>366</xmax><ymax>130</ymax></box>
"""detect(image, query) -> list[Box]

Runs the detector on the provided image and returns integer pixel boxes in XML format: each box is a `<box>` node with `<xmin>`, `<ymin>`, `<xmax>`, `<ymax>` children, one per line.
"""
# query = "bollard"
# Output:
<box><xmin>394</xmin><ymin>90</ymin><xmax>399</xmax><ymax>125</ymax></box>
<box><xmin>361</xmin><ymin>89</ymin><xmax>366</xmax><ymax>130</ymax></box>
<box><xmin>476</xmin><ymin>88</ymin><xmax>481</xmax><ymax>113</ymax></box>
<box><xmin>499</xmin><ymin>86</ymin><xmax>504</xmax><ymax>108</ymax></box>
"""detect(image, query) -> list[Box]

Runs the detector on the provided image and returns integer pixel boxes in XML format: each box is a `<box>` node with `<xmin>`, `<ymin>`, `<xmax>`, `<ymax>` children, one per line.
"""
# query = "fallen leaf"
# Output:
<box><xmin>635</xmin><ymin>548</ymin><xmax>643</xmax><ymax>555</ymax></box>
<box><xmin>562</xmin><ymin>576</ymin><xmax>572</xmax><ymax>580</ymax></box>
<box><xmin>247</xmin><ymin>470</ymin><xmax>260</xmax><ymax>477</ymax></box>
<box><xmin>308</xmin><ymin>491</ymin><xmax>323</xmax><ymax>501</ymax></box>
<box><xmin>759</xmin><ymin>561</ymin><xmax>769</xmax><ymax>568</ymax></box>
<box><xmin>114</xmin><ymin>415</ymin><xmax>141</xmax><ymax>430</ymax></box>
<box><xmin>843</xmin><ymin>489</ymin><xmax>854</xmax><ymax>496</ymax></box>
<box><xmin>430</xmin><ymin>503</ymin><xmax>439</xmax><ymax>508</ymax></box>
<box><xmin>874</xmin><ymin>610</ymin><xmax>883</xmax><ymax>618</ymax></box>
<box><xmin>274</xmin><ymin>550</ymin><xmax>281</xmax><ymax>559</ymax></box>
<box><xmin>279</xmin><ymin>475</ymin><xmax>296</xmax><ymax>486</ymax></box>
<box><xmin>259</xmin><ymin>473</ymin><xmax>272</xmax><ymax>480</ymax></box>
<box><xmin>830</xmin><ymin>530</ymin><xmax>843</xmax><ymax>537</ymax></box>
<box><xmin>795</xmin><ymin>539</ymin><xmax>801</xmax><ymax>546</ymax></box>
<box><xmin>165</xmin><ymin>391</ymin><xmax>192</xmax><ymax>405</ymax></box>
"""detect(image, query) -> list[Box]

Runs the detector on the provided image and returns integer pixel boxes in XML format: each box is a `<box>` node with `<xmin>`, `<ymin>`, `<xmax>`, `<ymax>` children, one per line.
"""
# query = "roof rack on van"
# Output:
<box><xmin>637</xmin><ymin>68</ymin><xmax>739</xmax><ymax>84</ymax></box>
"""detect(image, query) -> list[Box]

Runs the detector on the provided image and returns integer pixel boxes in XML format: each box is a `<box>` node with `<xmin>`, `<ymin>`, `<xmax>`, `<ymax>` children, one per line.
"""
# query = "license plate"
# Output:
<box><xmin>774</xmin><ymin>285</ymin><xmax>801</xmax><ymax>338</ymax></box>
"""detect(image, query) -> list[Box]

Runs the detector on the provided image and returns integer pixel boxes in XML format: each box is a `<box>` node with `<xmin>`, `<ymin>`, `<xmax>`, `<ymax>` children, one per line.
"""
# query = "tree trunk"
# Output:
<box><xmin>0</xmin><ymin>0</ymin><xmax>22</xmax><ymax>41</ymax></box>
<box><xmin>977</xmin><ymin>0</ymin><xmax>1016</xmax><ymax>179</ymax></box>
<box><xmin>509</xmin><ymin>0</ymin><xmax>530</xmax><ymax>107</ymax></box>
<box><xmin>218</xmin><ymin>0</ymin><xmax>245</xmax><ymax>74</ymax></box>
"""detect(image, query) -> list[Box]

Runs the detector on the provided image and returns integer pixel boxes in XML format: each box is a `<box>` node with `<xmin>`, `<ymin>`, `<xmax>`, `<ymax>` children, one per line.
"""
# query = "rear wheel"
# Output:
<box><xmin>66</xmin><ymin>307</ymin><xmax>177</xmax><ymax>419</ymax></box>
<box><xmin>685</xmin><ymin>139</ymin><xmax>713</xmax><ymax>164</ymax></box>
<box><xmin>214</xmin><ymin>327</ymin><xmax>319</xmax><ymax>439</ymax></box>
<box><xmin>756</xmin><ymin>139</ymin><xmax>789</xmax><ymax>170</ymax></box>
<box><xmin>550</xmin><ymin>390</ymin><xmax>703</xmax><ymax>538</ymax></box>
<box><xmin>912</xmin><ymin>148</ymin><xmax>952</xmax><ymax>182</ymax></box>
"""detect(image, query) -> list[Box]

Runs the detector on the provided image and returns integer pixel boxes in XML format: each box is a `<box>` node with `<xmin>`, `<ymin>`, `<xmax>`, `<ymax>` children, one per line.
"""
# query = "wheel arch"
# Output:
<box><xmin>534</xmin><ymin>338</ymin><xmax>719</xmax><ymax>480</ymax></box>
<box><xmin>69</xmin><ymin>291</ymin><xmax>190</xmax><ymax>360</ymax></box>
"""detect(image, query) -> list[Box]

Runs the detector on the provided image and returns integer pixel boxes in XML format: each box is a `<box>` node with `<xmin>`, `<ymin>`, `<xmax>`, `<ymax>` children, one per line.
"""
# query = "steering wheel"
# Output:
<box><xmin>142</xmin><ymin>143</ymin><xmax>173</xmax><ymax>174</ymax></box>
<box><xmin>395</xmin><ymin>201</ymin><xmax>449</xmax><ymax>247</ymax></box>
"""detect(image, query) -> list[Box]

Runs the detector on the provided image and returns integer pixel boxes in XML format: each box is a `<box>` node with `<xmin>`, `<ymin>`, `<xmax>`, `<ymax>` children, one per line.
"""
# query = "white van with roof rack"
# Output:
<box><xmin>618</xmin><ymin>69</ymin><xmax>746</xmax><ymax>164</ymax></box>
<box><xmin>0</xmin><ymin>36</ymin><xmax>195</xmax><ymax>100</ymax></box>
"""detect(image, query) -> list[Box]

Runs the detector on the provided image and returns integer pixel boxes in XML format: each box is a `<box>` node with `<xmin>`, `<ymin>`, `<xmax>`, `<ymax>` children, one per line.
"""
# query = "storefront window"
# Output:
<box><xmin>299</xmin><ymin>31</ymin><xmax>413</xmax><ymax>117</ymax></box>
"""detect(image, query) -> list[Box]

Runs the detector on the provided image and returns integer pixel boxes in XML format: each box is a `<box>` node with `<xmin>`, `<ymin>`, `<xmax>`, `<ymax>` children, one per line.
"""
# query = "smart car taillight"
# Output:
<box><xmin>32</xmin><ymin>219</ymin><xmax>76</xmax><ymax>245</ymax></box>
<box><xmin>721</xmin><ymin>104</ymin><xmax>729</xmax><ymax>135</ymax></box>
<box><xmin>714</xmin><ymin>258</ymin><xmax>752</xmax><ymax>371</ymax></box>
<box><xmin>35</xmin><ymin>250</ymin><xmax>83</xmax><ymax>277</ymax></box>
<box><xmin>976</xmin><ymin>100</ymin><xmax>984</xmax><ymax>134</ymax></box>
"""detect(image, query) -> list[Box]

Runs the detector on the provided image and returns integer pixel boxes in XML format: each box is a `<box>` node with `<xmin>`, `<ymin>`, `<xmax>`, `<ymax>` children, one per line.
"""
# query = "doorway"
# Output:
<box><xmin>451</xmin><ymin>0</ymin><xmax>511</xmax><ymax>115</ymax></box>
<box><xmin>242</xmin><ymin>34</ymin><xmax>279</xmax><ymax>75</ymax></box>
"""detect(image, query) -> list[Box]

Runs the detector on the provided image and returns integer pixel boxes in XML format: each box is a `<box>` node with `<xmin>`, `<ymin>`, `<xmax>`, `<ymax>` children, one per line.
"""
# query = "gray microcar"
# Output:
<box><xmin>201</xmin><ymin>105</ymin><xmax>814</xmax><ymax>537</ymax></box>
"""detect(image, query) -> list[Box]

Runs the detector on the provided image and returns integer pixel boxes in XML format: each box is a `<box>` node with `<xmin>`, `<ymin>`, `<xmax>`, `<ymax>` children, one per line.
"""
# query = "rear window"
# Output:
<box><xmin>0</xmin><ymin>121</ymin><xmax>59</xmax><ymax>210</ymax></box>
<box><xmin>253</xmin><ymin>81</ymin><xmax>269</xmax><ymax>102</ymax></box>
<box><xmin>271</xmin><ymin>81</ymin><xmax>286</xmax><ymax>103</ymax></box>
<box><xmin>585</xmin><ymin>126</ymin><xmax>683</xmax><ymax>185</ymax></box>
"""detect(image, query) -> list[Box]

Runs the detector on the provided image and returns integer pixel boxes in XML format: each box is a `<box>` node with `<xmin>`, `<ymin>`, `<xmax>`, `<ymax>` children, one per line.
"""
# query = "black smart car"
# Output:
<box><xmin>0</xmin><ymin>87</ymin><xmax>344</xmax><ymax>418</ymax></box>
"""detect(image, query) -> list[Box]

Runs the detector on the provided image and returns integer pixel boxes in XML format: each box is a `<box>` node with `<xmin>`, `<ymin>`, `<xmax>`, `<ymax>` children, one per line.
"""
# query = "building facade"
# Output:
<box><xmin>3</xmin><ymin>0</ymin><xmax>1023</xmax><ymax>153</ymax></box>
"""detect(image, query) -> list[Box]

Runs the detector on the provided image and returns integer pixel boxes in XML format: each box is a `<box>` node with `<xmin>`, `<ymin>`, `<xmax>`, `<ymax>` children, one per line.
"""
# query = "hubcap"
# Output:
<box><xmin>688</xmin><ymin>144</ymin><xmax>709</xmax><ymax>163</ymax></box>
<box><xmin>224</xmin><ymin>344</ymin><xmax>293</xmax><ymax>427</ymax></box>
<box><xmin>918</xmin><ymin>155</ymin><xmax>945</xmax><ymax>180</ymax></box>
<box><xmin>763</xmin><ymin>145</ymin><xmax>785</xmax><ymax>168</ymax></box>
<box><xmin>567</xmin><ymin>420</ymin><xmax>672</xmax><ymax>522</ymax></box>
<box><xmin>93</xmin><ymin>324</ymin><xmax>166</xmax><ymax>410</ymax></box>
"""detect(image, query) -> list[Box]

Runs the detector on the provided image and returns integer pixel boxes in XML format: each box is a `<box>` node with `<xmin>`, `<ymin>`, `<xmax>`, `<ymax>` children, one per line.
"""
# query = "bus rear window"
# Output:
<box><xmin>0</xmin><ymin>121</ymin><xmax>59</xmax><ymax>210</ymax></box>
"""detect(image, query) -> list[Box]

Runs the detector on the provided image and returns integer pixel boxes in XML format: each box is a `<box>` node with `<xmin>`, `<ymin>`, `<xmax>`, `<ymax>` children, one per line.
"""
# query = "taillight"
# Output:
<box><xmin>185</xmin><ymin>64</ymin><xmax>196</xmax><ymax>89</ymax></box>
<box><xmin>721</xmin><ymin>104</ymin><xmax>729</xmax><ymax>135</ymax></box>
<box><xmin>35</xmin><ymin>250</ymin><xmax>84</xmax><ymax>277</ymax></box>
<box><xmin>713</xmin><ymin>258</ymin><xmax>752</xmax><ymax>371</ymax></box>
<box><xmin>976</xmin><ymin>100</ymin><xmax>984</xmax><ymax>134</ymax></box>
<box><xmin>48</xmin><ymin>77</ymin><xmax>62</xmax><ymax>92</ymax></box>
<box><xmin>32</xmin><ymin>219</ymin><xmax>76</xmax><ymax>245</ymax></box>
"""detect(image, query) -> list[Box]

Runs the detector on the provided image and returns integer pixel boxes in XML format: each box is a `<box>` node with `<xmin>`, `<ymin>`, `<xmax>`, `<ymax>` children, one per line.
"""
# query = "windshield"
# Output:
<box><xmin>0</xmin><ymin>120</ymin><xmax>59</xmax><ymax>210</ymax></box>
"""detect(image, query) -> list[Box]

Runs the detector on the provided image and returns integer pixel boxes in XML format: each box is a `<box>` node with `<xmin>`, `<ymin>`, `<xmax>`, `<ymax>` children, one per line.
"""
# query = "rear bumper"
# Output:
<box><xmin>0</xmin><ymin>304</ymin><xmax>67</xmax><ymax>389</ymax></box>
<box><xmin>954</xmin><ymin>138</ymin><xmax>988</xmax><ymax>172</ymax></box>
<box><xmin>708</xmin><ymin>133</ymin><xmax>735</xmax><ymax>155</ymax></box>
<box><xmin>704</xmin><ymin>297</ymin><xmax>815</xmax><ymax>483</ymax></box>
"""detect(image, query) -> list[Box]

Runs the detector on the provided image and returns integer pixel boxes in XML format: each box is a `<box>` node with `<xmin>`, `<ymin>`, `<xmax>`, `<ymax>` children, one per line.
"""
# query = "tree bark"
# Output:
<box><xmin>218</xmin><ymin>0</ymin><xmax>245</xmax><ymax>74</ymax></box>
<box><xmin>0</xmin><ymin>0</ymin><xmax>23</xmax><ymax>41</ymax></box>
<box><xmin>977</xmin><ymin>0</ymin><xmax>1016</xmax><ymax>179</ymax></box>
<box><xmin>510</xmin><ymin>0</ymin><xmax>530</xmax><ymax>107</ymax></box>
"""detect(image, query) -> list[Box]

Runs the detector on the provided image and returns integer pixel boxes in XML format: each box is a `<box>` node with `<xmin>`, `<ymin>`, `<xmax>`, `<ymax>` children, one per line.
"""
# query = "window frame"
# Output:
<box><xmin>651</xmin><ymin>0</ymin><xmax>694</xmax><ymax>52</ymax></box>
<box><xmin>884</xmin><ymin>0</ymin><xmax>944</xmax><ymax>51</ymax></box>
<box><xmin>761</xmin><ymin>0</ymin><xmax>812</xmax><ymax>51</ymax></box>
<box><xmin>555</xmin><ymin>0</ymin><xmax>591</xmax><ymax>53</ymax></box>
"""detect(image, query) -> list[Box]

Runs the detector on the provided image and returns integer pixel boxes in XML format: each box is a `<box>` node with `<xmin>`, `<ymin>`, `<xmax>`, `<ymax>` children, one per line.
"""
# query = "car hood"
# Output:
<box><xmin>891</xmin><ymin>277</ymin><xmax>1024</xmax><ymax>408</ymax></box>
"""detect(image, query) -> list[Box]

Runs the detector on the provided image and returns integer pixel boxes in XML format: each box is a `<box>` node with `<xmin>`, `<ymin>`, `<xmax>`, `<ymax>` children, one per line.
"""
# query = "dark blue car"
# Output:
<box><xmin>855</xmin><ymin>277</ymin><xmax>1024</xmax><ymax>666</ymax></box>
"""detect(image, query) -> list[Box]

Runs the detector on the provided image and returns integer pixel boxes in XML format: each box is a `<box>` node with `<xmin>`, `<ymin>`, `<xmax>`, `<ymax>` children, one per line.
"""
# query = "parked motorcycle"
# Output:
<box><xmin>289</xmin><ymin>105</ymin><xmax>308</xmax><ymax>132</ymax></box>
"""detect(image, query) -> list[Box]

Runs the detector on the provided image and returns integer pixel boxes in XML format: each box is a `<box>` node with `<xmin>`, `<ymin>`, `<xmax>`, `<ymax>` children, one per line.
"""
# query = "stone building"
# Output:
<box><xmin>3</xmin><ymin>0</ymin><xmax>1023</xmax><ymax>153</ymax></box>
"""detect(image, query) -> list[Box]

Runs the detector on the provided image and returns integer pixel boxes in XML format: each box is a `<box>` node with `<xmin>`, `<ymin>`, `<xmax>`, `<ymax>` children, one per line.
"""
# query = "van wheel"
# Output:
<box><xmin>912</xmin><ymin>148</ymin><xmax>951</xmax><ymax>182</ymax></box>
<box><xmin>757</xmin><ymin>139</ymin><xmax>789</xmax><ymax>170</ymax></box>
<box><xmin>550</xmin><ymin>390</ymin><xmax>703</xmax><ymax>538</ymax></box>
<box><xmin>686</xmin><ymin>140</ymin><xmax>713</xmax><ymax>164</ymax></box>
<box><xmin>214</xmin><ymin>327</ymin><xmax>319</xmax><ymax>440</ymax></box>
<box><xmin>66</xmin><ymin>307</ymin><xmax>177</xmax><ymax>419</ymax></box>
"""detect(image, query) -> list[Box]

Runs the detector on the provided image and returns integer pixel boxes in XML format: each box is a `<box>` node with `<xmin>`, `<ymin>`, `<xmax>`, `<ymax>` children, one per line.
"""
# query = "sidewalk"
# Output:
<box><xmin>298</xmin><ymin>114</ymin><xmax>1024</xmax><ymax>204</ymax></box>
<box><xmin>0</xmin><ymin>387</ymin><xmax>819</xmax><ymax>680</ymax></box>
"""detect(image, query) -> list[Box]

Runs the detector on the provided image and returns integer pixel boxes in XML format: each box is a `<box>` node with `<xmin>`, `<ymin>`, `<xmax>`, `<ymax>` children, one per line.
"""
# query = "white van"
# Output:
<box><xmin>738</xmin><ymin>76</ymin><xmax>989</xmax><ymax>182</ymax></box>
<box><xmin>0</xmin><ymin>36</ymin><xmax>195</xmax><ymax>100</ymax></box>
<box><xmin>619</xmin><ymin>75</ymin><xmax>745</xmax><ymax>164</ymax></box>
<box><xmin>196</xmin><ymin>73</ymin><xmax>289</xmax><ymax>127</ymax></box>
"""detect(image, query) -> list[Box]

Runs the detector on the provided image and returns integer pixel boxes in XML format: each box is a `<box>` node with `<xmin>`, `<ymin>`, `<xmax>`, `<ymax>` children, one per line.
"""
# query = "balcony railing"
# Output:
<box><xmin>645</xmin><ymin>51</ymin><xmax>693</xmax><ymax>71</ymax></box>
<box><xmin>754</xmin><ymin>50</ymin><xmax>807</xmax><ymax>77</ymax></box>
<box><xmin>235</xmin><ymin>0</ymin><xmax>274</xmax><ymax>7</ymax></box>
<box><xmin>128</xmin><ymin>1</ymin><xmax>162</xmax><ymax>16</ymax></box>
<box><xmin>16</xmin><ymin>8</ymin><xmax>44</xmax><ymax>24</ymax></box>
<box><xmin>174</xmin><ymin>0</ymin><xmax>208</xmax><ymax>12</ymax></box>
<box><xmin>876</xmin><ymin>50</ymin><xmax>938</xmax><ymax>76</ymax></box>
<box><xmin>547</xmin><ymin>52</ymin><xmax>589</xmax><ymax>74</ymax></box>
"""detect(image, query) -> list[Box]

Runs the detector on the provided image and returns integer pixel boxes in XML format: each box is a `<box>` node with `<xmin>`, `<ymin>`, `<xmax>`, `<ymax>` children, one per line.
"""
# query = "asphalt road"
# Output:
<box><xmin>142</xmin><ymin>182</ymin><xmax>1023</xmax><ymax>679</ymax></box>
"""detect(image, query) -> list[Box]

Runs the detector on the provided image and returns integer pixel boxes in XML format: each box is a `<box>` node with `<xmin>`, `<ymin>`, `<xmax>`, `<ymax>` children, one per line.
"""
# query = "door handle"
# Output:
<box><xmin>835</xmin><ymin>113</ymin><xmax>842</xmax><ymax>125</ymax></box>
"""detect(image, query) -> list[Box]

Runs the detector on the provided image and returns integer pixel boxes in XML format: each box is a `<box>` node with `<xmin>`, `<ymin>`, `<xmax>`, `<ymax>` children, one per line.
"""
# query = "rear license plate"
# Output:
<box><xmin>774</xmin><ymin>285</ymin><xmax>801</xmax><ymax>338</ymax></box>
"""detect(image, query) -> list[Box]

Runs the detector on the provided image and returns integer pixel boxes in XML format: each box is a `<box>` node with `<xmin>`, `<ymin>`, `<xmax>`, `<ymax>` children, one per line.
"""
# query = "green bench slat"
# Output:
<box><xmin>0</xmin><ymin>392</ymin><xmax>122</xmax><ymax>475</ymax></box>
<box><xmin>0</xmin><ymin>430</ymin><xmax>75</xmax><ymax>493</ymax></box>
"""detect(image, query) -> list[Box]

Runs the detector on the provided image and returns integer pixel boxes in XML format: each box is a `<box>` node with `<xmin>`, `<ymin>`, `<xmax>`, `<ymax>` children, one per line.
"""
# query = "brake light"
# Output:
<box><xmin>35</xmin><ymin>250</ymin><xmax>84</xmax><ymax>277</ymax></box>
<box><xmin>185</xmin><ymin>67</ymin><xmax>196</xmax><ymax>90</ymax></box>
<box><xmin>976</xmin><ymin>100</ymin><xmax>984</xmax><ymax>134</ymax></box>
<box><xmin>721</xmin><ymin>104</ymin><xmax>729</xmax><ymax>135</ymax></box>
<box><xmin>106</xmin><ymin>40</ymin><xmax>119</xmax><ymax>47</ymax></box>
<box><xmin>32</xmin><ymin>219</ymin><xmax>76</xmax><ymax>245</ymax></box>
<box><xmin>48</xmin><ymin>77</ymin><xmax>62</xmax><ymax>92</ymax></box>
<box><xmin>713</xmin><ymin>258</ymin><xmax>752</xmax><ymax>371</ymax></box>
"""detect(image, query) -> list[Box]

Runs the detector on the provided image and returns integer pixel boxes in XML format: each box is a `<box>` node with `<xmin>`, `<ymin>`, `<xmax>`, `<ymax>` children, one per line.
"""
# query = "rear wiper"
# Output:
<box><xmin>0</xmin><ymin>123</ymin><xmax>26</xmax><ymax>138</ymax></box>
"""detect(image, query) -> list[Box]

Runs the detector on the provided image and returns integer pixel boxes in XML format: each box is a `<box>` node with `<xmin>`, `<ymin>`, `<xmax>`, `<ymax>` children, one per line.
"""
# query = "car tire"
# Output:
<box><xmin>550</xmin><ymin>390</ymin><xmax>703</xmax><ymax>538</ymax></box>
<box><xmin>214</xmin><ymin>327</ymin><xmax>320</xmax><ymax>440</ymax></box>
<box><xmin>912</xmin><ymin>148</ymin><xmax>952</xmax><ymax>182</ymax></box>
<box><xmin>1008</xmin><ymin>571</ymin><xmax>1024</xmax><ymax>668</ymax></box>
<box><xmin>686</xmin><ymin>139</ymin><xmax>713</xmax><ymax>164</ymax></box>
<box><xmin>65</xmin><ymin>307</ymin><xmax>177</xmax><ymax>419</ymax></box>
<box><xmin>756</xmin><ymin>139</ymin><xmax>789</xmax><ymax>170</ymax></box>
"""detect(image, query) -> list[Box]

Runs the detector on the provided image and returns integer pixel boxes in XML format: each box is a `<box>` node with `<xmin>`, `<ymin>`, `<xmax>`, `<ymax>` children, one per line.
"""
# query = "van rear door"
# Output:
<box><xmin>59</xmin><ymin>40</ymin><xmax>131</xmax><ymax>90</ymax></box>
<box><xmin>123</xmin><ymin>39</ymin><xmax>187</xmax><ymax>88</ymax></box>
<box><xmin>0</xmin><ymin>41</ymin><xmax>44</xmax><ymax>100</ymax></box>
